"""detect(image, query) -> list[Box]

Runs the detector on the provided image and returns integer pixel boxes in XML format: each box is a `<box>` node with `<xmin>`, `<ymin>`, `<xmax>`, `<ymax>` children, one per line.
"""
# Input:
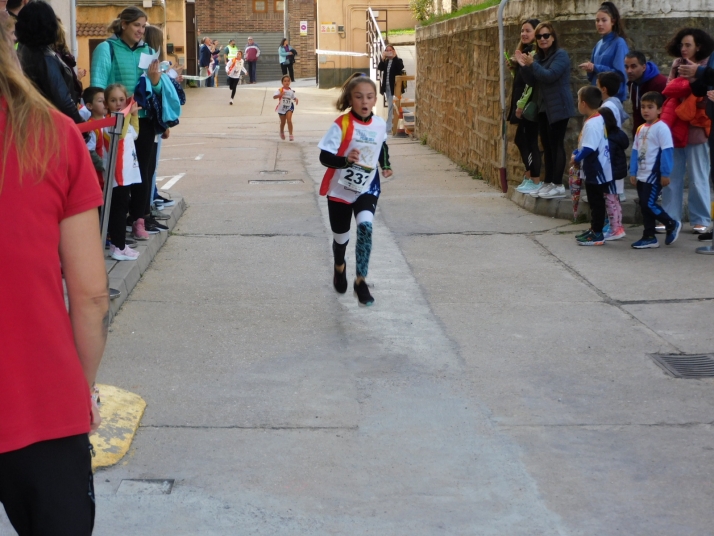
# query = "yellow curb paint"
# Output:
<box><xmin>91</xmin><ymin>384</ymin><xmax>146</xmax><ymax>471</ymax></box>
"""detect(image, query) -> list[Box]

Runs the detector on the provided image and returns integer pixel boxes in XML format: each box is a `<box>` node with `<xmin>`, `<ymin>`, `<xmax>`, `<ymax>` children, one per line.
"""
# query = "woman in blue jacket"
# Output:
<box><xmin>579</xmin><ymin>2</ymin><xmax>628</xmax><ymax>102</ymax></box>
<box><xmin>516</xmin><ymin>21</ymin><xmax>576</xmax><ymax>199</ymax></box>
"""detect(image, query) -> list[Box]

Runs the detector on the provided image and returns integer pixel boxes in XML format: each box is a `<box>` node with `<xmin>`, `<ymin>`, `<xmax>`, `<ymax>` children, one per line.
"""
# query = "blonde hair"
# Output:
<box><xmin>55</xmin><ymin>18</ymin><xmax>69</xmax><ymax>54</ymax></box>
<box><xmin>104</xmin><ymin>83</ymin><xmax>128</xmax><ymax>101</ymax></box>
<box><xmin>336</xmin><ymin>73</ymin><xmax>377</xmax><ymax>111</ymax></box>
<box><xmin>143</xmin><ymin>24</ymin><xmax>164</xmax><ymax>60</ymax></box>
<box><xmin>0</xmin><ymin>21</ymin><xmax>59</xmax><ymax>188</ymax></box>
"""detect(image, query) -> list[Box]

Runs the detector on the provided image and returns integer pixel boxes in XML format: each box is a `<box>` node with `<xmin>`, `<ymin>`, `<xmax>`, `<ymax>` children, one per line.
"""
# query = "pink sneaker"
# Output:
<box><xmin>279</xmin><ymin>131</ymin><xmax>285</xmax><ymax>140</ymax></box>
<box><xmin>132</xmin><ymin>218</ymin><xmax>149</xmax><ymax>240</ymax></box>
<box><xmin>110</xmin><ymin>244</ymin><xmax>140</xmax><ymax>261</ymax></box>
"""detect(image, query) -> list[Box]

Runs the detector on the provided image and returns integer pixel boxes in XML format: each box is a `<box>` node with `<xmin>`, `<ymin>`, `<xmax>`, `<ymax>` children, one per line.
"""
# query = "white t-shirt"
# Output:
<box><xmin>578</xmin><ymin>114</ymin><xmax>612</xmax><ymax>184</ymax></box>
<box><xmin>601</xmin><ymin>99</ymin><xmax>622</xmax><ymax>129</ymax></box>
<box><xmin>632</xmin><ymin>120</ymin><xmax>673</xmax><ymax>184</ymax></box>
<box><xmin>274</xmin><ymin>88</ymin><xmax>295</xmax><ymax>114</ymax></box>
<box><xmin>318</xmin><ymin>113</ymin><xmax>388</xmax><ymax>203</ymax></box>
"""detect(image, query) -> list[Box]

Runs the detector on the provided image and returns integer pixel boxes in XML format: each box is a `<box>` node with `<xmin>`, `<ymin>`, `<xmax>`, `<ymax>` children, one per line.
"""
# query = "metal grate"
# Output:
<box><xmin>649</xmin><ymin>354</ymin><xmax>714</xmax><ymax>378</ymax></box>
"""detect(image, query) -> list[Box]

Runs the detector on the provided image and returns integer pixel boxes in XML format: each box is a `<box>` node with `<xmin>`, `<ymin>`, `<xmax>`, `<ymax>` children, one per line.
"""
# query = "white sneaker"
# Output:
<box><xmin>110</xmin><ymin>244</ymin><xmax>140</xmax><ymax>261</ymax></box>
<box><xmin>516</xmin><ymin>179</ymin><xmax>534</xmax><ymax>192</ymax></box>
<box><xmin>618</xmin><ymin>193</ymin><xmax>626</xmax><ymax>202</ymax></box>
<box><xmin>229</xmin><ymin>99</ymin><xmax>233</xmax><ymax>105</ymax></box>
<box><xmin>530</xmin><ymin>183</ymin><xmax>553</xmax><ymax>197</ymax></box>
<box><xmin>540</xmin><ymin>184</ymin><xmax>566</xmax><ymax>199</ymax></box>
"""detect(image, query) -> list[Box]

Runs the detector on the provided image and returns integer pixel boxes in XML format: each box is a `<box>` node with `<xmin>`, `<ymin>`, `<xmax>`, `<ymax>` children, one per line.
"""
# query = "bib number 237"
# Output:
<box><xmin>338</xmin><ymin>164</ymin><xmax>374</xmax><ymax>193</ymax></box>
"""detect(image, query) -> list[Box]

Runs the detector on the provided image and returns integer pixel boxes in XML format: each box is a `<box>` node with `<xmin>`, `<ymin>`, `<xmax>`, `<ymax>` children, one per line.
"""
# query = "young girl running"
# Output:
<box><xmin>273</xmin><ymin>75</ymin><xmax>298</xmax><ymax>140</ymax></box>
<box><xmin>226</xmin><ymin>50</ymin><xmax>246</xmax><ymax>105</ymax></box>
<box><xmin>317</xmin><ymin>74</ymin><xmax>393</xmax><ymax>306</ymax></box>
<box><xmin>104</xmin><ymin>83</ymin><xmax>143</xmax><ymax>260</ymax></box>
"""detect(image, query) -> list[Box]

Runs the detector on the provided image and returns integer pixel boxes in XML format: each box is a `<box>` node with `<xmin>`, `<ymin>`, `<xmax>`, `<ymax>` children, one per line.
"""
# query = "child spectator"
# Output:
<box><xmin>104</xmin><ymin>83</ymin><xmax>143</xmax><ymax>260</ymax></box>
<box><xmin>273</xmin><ymin>75</ymin><xmax>298</xmax><ymax>141</ymax></box>
<box><xmin>599</xmin><ymin>106</ymin><xmax>629</xmax><ymax>240</ymax></box>
<box><xmin>629</xmin><ymin>91</ymin><xmax>681</xmax><ymax>248</ymax></box>
<box><xmin>82</xmin><ymin>87</ymin><xmax>107</xmax><ymax>186</ymax></box>
<box><xmin>597</xmin><ymin>71</ymin><xmax>630</xmax><ymax>202</ymax></box>
<box><xmin>572</xmin><ymin>86</ymin><xmax>614</xmax><ymax>246</ymax></box>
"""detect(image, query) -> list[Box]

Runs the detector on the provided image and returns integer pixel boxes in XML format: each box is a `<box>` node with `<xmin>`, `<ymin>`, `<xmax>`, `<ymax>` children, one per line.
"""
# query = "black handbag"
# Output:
<box><xmin>288</xmin><ymin>47</ymin><xmax>297</xmax><ymax>64</ymax></box>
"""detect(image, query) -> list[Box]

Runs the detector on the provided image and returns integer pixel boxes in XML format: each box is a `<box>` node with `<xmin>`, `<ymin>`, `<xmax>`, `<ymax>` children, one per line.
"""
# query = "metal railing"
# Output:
<box><xmin>366</xmin><ymin>7</ymin><xmax>386</xmax><ymax>89</ymax></box>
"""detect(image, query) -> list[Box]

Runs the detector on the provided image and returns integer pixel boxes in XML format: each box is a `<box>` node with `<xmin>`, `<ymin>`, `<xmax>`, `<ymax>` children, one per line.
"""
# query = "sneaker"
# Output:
<box><xmin>698</xmin><ymin>231</ymin><xmax>713</xmax><ymax>241</ymax></box>
<box><xmin>654</xmin><ymin>224</ymin><xmax>666</xmax><ymax>234</ymax></box>
<box><xmin>577</xmin><ymin>230</ymin><xmax>605</xmax><ymax>246</ymax></box>
<box><xmin>515</xmin><ymin>177</ymin><xmax>529</xmax><ymax>190</ymax></box>
<box><xmin>132</xmin><ymin>218</ymin><xmax>150</xmax><ymax>240</ymax></box>
<box><xmin>602</xmin><ymin>218</ymin><xmax>611</xmax><ymax>235</ymax></box>
<box><xmin>109</xmin><ymin>288</ymin><xmax>121</xmax><ymax>300</ymax></box>
<box><xmin>156</xmin><ymin>195</ymin><xmax>175</xmax><ymax>207</ymax></box>
<box><xmin>618</xmin><ymin>193</ymin><xmax>627</xmax><ymax>202</ymax></box>
<box><xmin>529</xmin><ymin>183</ymin><xmax>551</xmax><ymax>198</ymax></box>
<box><xmin>575</xmin><ymin>228</ymin><xmax>593</xmax><ymax>240</ymax></box>
<box><xmin>665</xmin><ymin>221</ymin><xmax>682</xmax><ymax>245</ymax></box>
<box><xmin>540</xmin><ymin>184</ymin><xmax>566</xmax><ymax>199</ymax></box>
<box><xmin>692</xmin><ymin>225</ymin><xmax>708</xmax><ymax>234</ymax></box>
<box><xmin>353</xmin><ymin>280</ymin><xmax>374</xmax><ymax>306</ymax></box>
<box><xmin>229</xmin><ymin>99</ymin><xmax>233</xmax><ymax>105</ymax></box>
<box><xmin>604</xmin><ymin>227</ymin><xmax>626</xmax><ymax>241</ymax></box>
<box><xmin>110</xmin><ymin>244</ymin><xmax>140</xmax><ymax>261</ymax></box>
<box><xmin>280</xmin><ymin>131</ymin><xmax>285</xmax><ymax>140</ymax></box>
<box><xmin>289</xmin><ymin>135</ymin><xmax>294</xmax><ymax>141</ymax></box>
<box><xmin>516</xmin><ymin>179</ymin><xmax>534</xmax><ymax>192</ymax></box>
<box><xmin>333</xmin><ymin>264</ymin><xmax>347</xmax><ymax>293</ymax></box>
<box><xmin>631</xmin><ymin>237</ymin><xmax>659</xmax><ymax>249</ymax></box>
<box><xmin>519</xmin><ymin>181</ymin><xmax>541</xmax><ymax>193</ymax></box>
<box><xmin>146</xmin><ymin>217</ymin><xmax>168</xmax><ymax>232</ymax></box>
<box><xmin>150</xmin><ymin>207</ymin><xmax>170</xmax><ymax>220</ymax></box>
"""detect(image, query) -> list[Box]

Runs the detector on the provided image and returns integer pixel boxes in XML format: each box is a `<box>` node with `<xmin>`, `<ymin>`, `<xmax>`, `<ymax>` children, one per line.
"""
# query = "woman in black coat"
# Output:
<box><xmin>15</xmin><ymin>1</ymin><xmax>83</xmax><ymax>124</ymax></box>
<box><xmin>377</xmin><ymin>45</ymin><xmax>405</xmax><ymax>135</ymax></box>
<box><xmin>509</xmin><ymin>18</ymin><xmax>541</xmax><ymax>193</ymax></box>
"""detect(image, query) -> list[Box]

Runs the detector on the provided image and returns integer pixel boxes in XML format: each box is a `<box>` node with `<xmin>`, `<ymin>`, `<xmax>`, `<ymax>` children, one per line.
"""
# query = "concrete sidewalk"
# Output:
<box><xmin>5</xmin><ymin>80</ymin><xmax>714</xmax><ymax>535</ymax></box>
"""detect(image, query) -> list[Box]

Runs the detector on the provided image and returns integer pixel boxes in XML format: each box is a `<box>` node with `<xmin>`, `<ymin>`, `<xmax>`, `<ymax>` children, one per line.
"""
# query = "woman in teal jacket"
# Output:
<box><xmin>90</xmin><ymin>6</ymin><xmax>164</xmax><ymax>238</ymax></box>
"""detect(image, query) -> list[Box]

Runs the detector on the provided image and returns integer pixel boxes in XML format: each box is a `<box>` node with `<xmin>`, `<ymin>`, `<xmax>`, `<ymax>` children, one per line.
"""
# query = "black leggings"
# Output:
<box><xmin>0</xmin><ymin>434</ymin><xmax>95</xmax><ymax>536</ymax></box>
<box><xmin>229</xmin><ymin>77</ymin><xmax>240</xmax><ymax>99</ymax></box>
<box><xmin>327</xmin><ymin>194</ymin><xmax>378</xmax><ymax>235</ymax></box>
<box><xmin>514</xmin><ymin>119</ymin><xmax>541</xmax><ymax>178</ymax></box>
<box><xmin>109</xmin><ymin>185</ymin><xmax>131</xmax><ymax>249</ymax></box>
<box><xmin>538</xmin><ymin>114</ymin><xmax>569</xmax><ymax>185</ymax></box>
<box><xmin>281</xmin><ymin>63</ymin><xmax>295</xmax><ymax>82</ymax></box>
<box><xmin>129</xmin><ymin>117</ymin><xmax>158</xmax><ymax>223</ymax></box>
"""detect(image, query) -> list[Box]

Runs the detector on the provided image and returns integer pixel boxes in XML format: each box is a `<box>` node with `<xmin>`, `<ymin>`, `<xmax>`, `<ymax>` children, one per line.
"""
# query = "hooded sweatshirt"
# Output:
<box><xmin>627</xmin><ymin>61</ymin><xmax>667</xmax><ymax>136</ymax></box>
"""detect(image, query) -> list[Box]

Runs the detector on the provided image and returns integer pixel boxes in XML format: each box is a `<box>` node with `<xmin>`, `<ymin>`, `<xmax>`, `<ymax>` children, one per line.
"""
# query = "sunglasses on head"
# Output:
<box><xmin>537</xmin><ymin>33</ymin><xmax>552</xmax><ymax>40</ymax></box>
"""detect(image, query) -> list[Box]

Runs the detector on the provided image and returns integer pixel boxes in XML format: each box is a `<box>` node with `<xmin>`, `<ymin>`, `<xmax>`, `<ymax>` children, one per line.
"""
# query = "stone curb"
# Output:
<box><xmin>106</xmin><ymin>194</ymin><xmax>187</xmax><ymax>319</ymax></box>
<box><xmin>506</xmin><ymin>186</ymin><xmax>694</xmax><ymax>224</ymax></box>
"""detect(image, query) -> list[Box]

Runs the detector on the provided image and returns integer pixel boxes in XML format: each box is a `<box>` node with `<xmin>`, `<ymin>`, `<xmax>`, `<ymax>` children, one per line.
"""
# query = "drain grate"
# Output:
<box><xmin>649</xmin><ymin>353</ymin><xmax>714</xmax><ymax>378</ymax></box>
<box><xmin>260</xmin><ymin>170</ymin><xmax>288</xmax><ymax>175</ymax></box>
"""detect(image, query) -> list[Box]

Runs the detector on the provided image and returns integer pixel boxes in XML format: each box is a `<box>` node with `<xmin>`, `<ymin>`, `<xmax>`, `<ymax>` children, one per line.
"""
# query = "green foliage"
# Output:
<box><xmin>409</xmin><ymin>0</ymin><xmax>433</xmax><ymax>22</ymax></box>
<box><xmin>420</xmin><ymin>132</ymin><xmax>428</xmax><ymax>145</ymax></box>
<box><xmin>420</xmin><ymin>0</ymin><xmax>500</xmax><ymax>26</ymax></box>
<box><xmin>386</xmin><ymin>27</ymin><xmax>417</xmax><ymax>36</ymax></box>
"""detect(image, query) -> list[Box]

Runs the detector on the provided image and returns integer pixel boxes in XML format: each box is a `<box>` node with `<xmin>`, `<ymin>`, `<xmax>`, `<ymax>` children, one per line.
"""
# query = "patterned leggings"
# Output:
<box><xmin>604</xmin><ymin>194</ymin><xmax>622</xmax><ymax>230</ymax></box>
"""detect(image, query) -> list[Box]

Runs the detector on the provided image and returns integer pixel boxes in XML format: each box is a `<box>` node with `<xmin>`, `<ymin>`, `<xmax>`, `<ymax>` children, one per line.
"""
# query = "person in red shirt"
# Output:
<box><xmin>0</xmin><ymin>22</ymin><xmax>108</xmax><ymax>535</ymax></box>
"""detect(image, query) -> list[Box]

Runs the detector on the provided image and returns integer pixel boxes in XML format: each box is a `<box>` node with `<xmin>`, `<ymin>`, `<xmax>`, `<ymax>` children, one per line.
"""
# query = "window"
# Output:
<box><xmin>252</xmin><ymin>0</ymin><xmax>267</xmax><ymax>12</ymax></box>
<box><xmin>274</xmin><ymin>0</ymin><xmax>284</xmax><ymax>12</ymax></box>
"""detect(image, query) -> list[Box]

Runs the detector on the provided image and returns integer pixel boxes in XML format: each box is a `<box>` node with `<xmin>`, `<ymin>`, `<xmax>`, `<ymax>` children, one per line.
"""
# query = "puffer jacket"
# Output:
<box><xmin>90</xmin><ymin>35</ymin><xmax>162</xmax><ymax>118</ymax></box>
<box><xmin>690</xmin><ymin>66</ymin><xmax>714</xmax><ymax>122</ymax></box>
<box><xmin>520</xmin><ymin>47</ymin><xmax>575</xmax><ymax>124</ymax></box>
<box><xmin>676</xmin><ymin>94</ymin><xmax>711</xmax><ymax>137</ymax></box>
<box><xmin>608</xmin><ymin>128</ymin><xmax>629</xmax><ymax>181</ymax></box>
<box><xmin>661</xmin><ymin>77</ymin><xmax>692</xmax><ymax>148</ymax></box>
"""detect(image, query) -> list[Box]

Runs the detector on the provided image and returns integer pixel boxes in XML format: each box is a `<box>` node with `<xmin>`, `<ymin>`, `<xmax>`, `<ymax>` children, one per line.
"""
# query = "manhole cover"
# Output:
<box><xmin>116</xmin><ymin>479</ymin><xmax>174</xmax><ymax>495</ymax></box>
<box><xmin>649</xmin><ymin>354</ymin><xmax>714</xmax><ymax>378</ymax></box>
<box><xmin>249</xmin><ymin>179</ymin><xmax>303</xmax><ymax>185</ymax></box>
<box><xmin>260</xmin><ymin>170</ymin><xmax>288</xmax><ymax>175</ymax></box>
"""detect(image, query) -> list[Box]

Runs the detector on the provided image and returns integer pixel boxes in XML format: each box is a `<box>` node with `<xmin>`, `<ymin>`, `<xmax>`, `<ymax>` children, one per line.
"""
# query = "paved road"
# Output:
<box><xmin>5</xmin><ymin>78</ymin><xmax>714</xmax><ymax>535</ymax></box>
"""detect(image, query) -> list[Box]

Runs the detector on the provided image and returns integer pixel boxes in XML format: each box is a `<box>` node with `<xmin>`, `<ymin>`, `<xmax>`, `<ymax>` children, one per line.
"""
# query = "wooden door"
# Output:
<box><xmin>185</xmin><ymin>2</ymin><xmax>197</xmax><ymax>76</ymax></box>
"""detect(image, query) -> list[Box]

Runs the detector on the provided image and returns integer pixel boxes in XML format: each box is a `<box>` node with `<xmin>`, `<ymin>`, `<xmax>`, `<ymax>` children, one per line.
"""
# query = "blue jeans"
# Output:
<box><xmin>662</xmin><ymin>143</ymin><xmax>711</xmax><ymax>226</ymax></box>
<box><xmin>246</xmin><ymin>61</ymin><xmax>257</xmax><ymax>83</ymax></box>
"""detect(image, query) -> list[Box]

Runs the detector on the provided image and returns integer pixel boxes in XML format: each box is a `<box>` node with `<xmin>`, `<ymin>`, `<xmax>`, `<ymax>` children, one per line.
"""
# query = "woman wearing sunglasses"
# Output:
<box><xmin>515</xmin><ymin>22</ymin><xmax>575</xmax><ymax>199</ymax></box>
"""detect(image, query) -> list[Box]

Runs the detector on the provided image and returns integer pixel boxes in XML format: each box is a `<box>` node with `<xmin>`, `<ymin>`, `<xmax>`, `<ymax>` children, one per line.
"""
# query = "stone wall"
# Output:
<box><xmin>416</xmin><ymin>0</ymin><xmax>714</xmax><ymax>190</ymax></box>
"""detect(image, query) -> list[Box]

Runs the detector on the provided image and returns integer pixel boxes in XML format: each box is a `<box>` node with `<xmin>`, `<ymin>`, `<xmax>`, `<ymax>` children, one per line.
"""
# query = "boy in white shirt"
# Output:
<box><xmin>629</xmin><ymin>91</ymin><xmax>681</xmax><ymax>249</ymax></box>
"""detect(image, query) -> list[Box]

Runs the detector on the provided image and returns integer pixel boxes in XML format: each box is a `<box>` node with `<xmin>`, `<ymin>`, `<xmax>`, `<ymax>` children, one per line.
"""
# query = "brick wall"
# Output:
<box><xmin>196</xmin><ymin>0</ymin><xmax>315</xmax><ymax>78</ymax></box>
<box><xmin>416</xmin><ymin>0</ymin><xmax>714</xmax><ymax>189</ymax></box>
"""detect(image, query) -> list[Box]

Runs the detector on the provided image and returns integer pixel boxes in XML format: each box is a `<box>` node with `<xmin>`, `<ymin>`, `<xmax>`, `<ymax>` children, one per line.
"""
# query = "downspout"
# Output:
<box><xmin>497</xmin><ymin>0</ymin><xmax>510</xmax><ymax>193</ymax></box>
<box><xmin>70</xmin><ymin>0</ymin><xmax>77</xmax><ymax>59</ymax></box>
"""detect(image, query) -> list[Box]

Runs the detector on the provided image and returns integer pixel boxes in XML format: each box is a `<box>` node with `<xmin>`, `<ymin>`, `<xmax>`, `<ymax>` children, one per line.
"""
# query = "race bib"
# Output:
<box><xmin>337</xmin><ymin>163</ymin><xmax>375</xmax><ymax>193</ymax></box>
<box><xmin>277</xmin><ymin>90</ymin><xmax>294</xmax><ymax>114</ymax></box>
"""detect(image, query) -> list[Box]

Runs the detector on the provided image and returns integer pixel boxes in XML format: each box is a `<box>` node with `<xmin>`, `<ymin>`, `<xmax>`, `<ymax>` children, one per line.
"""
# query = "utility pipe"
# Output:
<box><xmin>497</xmin><ymin>0</ymin><xmax>510</xmax><ymax>193</ymax></box>
<box><xmin>70</xmin><ymin>0</ymin><xmax>77</xmax><ymax>60</ymax></box>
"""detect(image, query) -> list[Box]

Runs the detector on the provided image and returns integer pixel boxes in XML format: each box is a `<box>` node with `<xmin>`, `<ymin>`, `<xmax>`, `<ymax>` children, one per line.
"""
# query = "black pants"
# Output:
<box><xmin>0</xmin><ymin>434</ymin><xmax>95</xmax><ymax>536</ymax></box>
<box><xmin>538</xmin><ymin>114</ymin><xmax>569</xmax><ymax>185</ymax></box>
<box><xmin>281</xmin><ymin>62</ymin><xmax>295</xmax><ymax>82</ymax></box>
<box><xmin>709</xmin><ymin>128</ymin><xmax>714</xmax><ymax>185</ymax></box>
<box><xmin>228</xmin><ymin>77</ymin><xmax>240</xmax><ymax>99</ymax></box>
<box><xmin>637</xmin><ymin>181</ymin><xmax>675</xmax><ymax>238</ymax></box>
<box><xmin>109</xmin><ymin>185</ymin><xmax>131</xmax><ymax>249</ymax></box>
<box><xmin>130</xmin><ymin>117</ymin><xmax>158</xmax><ymax>223</ymax></box>
<box><xmin>514</xmin><ymin>118</ymin><xmax>541</xmax><ymax>178</ymax></box>
<box><xmin>246</xmin><ymin>61</ymin><xmax>257</xmax><ymax>83</ymax></box>
<box><xmin>327</xmin><ymin>194</ymin><xmax>378</xmax><ymax>234</ymax></box>
<box><xmin>585</xmin><ymin>182</ymin><xmax>609</xmax><ymax>233</ymax></box>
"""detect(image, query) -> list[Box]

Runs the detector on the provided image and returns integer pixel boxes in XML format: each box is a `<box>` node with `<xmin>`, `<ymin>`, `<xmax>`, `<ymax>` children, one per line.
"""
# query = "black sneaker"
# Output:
<box><xmin>698</xmin><ymin>232</ymin><xmax>713</xmax><ymax>242</ymax></box>
<box><xmin>146</xmin><ymin>217</ymin><xmax>168</xmax><ymax>232</ymax></box>
<box><xmin>143</xmin><ymin>222</ymin><xmax>161</xmax><ymax>234</ymax></box>
<box><xmin>333</xmin><ymin>264</ymin><xmax>347</xmax><ymax>293</ymax></box>
<box><xmin>156</xmin><ymin>195</ymin><xmax>176</xmax><ymax>207</ymax></box>
<box><xmin>353</xmin><ymin>280</ymin><xmax>374</xmax><ymax>306</ymax></box>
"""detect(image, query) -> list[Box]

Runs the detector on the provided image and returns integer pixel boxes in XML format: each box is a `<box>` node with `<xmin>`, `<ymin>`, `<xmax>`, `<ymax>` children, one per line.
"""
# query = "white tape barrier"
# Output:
<box><xmin>315</xmin><ymin>49</ymin><xmax>369</xmax><ymax>57</ymax></box>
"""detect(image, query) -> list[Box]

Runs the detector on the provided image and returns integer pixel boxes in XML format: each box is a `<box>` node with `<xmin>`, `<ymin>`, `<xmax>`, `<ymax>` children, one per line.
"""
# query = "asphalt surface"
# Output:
<box><xmin>3</xmin><ymin>70</ymin><xmax>714</xmax><ymax>535</ymax></box>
